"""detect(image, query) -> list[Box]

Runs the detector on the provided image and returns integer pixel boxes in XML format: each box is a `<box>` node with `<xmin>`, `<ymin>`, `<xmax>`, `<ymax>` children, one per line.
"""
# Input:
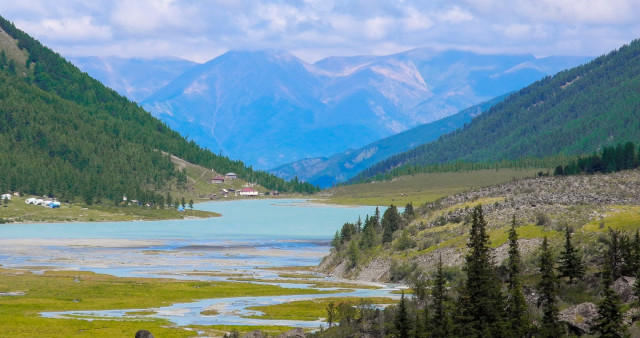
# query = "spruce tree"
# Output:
<box><xmin>455</xmin><ymin>205</ymin><xmax>504</xmax><ymax>337</ymax></box>
<box><xmin>557</xmin><ymin>226</ymin><xmax>585</xmax><ymax>283</ymax></box>
<box><xmin>505</xmin><ymin>216</ymin><xmax>533</xmax><ymax>336</ymax></box>
<box><xmin>608</xmin><ymin>229</ymin><xmax>623</xmax><ymax>279</ymax></box>
<box><xmin>632</xmin><ymin>230</ymin><xmax>640</xmax><ymax>275</ymax></box>
<box><xmin>431</xmin><ymin>255</ymin><xmax>451</xmax><ymax>338</ymax></box>
<box><xmin>382</xmin><ymin>205</ymin><xmax>402</xmax><ymax>243</ymax></box>
<box><xmin>591</xmin><ymin>251</ymin><xmax>627</xmax><ymax>337</ymax></box>
<box><xmin>395</xmin><ymin>291</ymin><xmax>411</xmax><ymax>338</ymax></box>
<box><xmin>537</xmin><ymin>237</ymin><xmax>562</xmax><ymax>337</ymax></box>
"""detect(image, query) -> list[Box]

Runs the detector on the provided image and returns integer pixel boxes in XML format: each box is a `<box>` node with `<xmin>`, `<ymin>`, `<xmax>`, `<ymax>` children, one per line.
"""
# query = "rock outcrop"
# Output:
<box><xmin>613</xmin><ymin>276</ymin><xmax>637</xmax><ymax>304</ymax></box>
<box><xmin>559</xmin><ymin>302</ymin><xmax>598</xmax><ymax>335</ymax></box>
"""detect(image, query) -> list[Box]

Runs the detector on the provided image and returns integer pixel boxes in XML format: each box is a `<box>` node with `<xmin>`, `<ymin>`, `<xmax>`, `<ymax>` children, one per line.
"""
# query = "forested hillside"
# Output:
<box><xmin>354</xmin><ymin>39</ymin><xmax>640</xmax><ymax>182</ymax></box>
<box><xmin>0</xmin><ymin>16</ymin><xmax>316</xmax><ymax>205</ymax></box>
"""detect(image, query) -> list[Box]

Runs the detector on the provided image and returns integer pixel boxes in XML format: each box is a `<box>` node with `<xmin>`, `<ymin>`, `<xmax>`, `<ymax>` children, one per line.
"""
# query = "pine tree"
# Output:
<box><xmin>395</xmin><ymin>291</ymin><xmax>411</xmax><ymax>338</ymax></box>
<box><xmin>505</xmin><ymin>216</ymin><xmax>533</xmax><ymax>336</ymax></box>
<box><xmin>382</xmin><ymin>205</ymin><xmax>402</xmax><ymax>243</ymax></box>
<box><xmin>537</xmin><ymin>237</ymin><xmax>562</xmax><ymax>337</ymax></box>
<box><xmin>404</xmin><ymin>202</ymin><xmax>415</xmax><ymax>220</ymax></box>
<box><xmin>632</xmin><ymin>230</ymin><xmax>640</xmax><ymax>275</ymax></box>
<box><xmin>347</xmin><ymin>240</ymin><xmax>358</xmax><ymax>268</ymax></box>
<box><xmin>455</xmin><ymin>205</ymin><xmax>505</xmax><ymax>337</ymax></box>
<box><xmin>331</xmin><ymin>230</ymin><xmax>341</xmax><ymax>250</ymax></box>
<box><xmin>591</xmin><ymin>251</ymin><xmax>627</xmax><ymax>337</ymax></box>
<box><xmin>608</xmin><ymin>229</ymin><xmax>624</xmax><ymax>279</ymax></box>
<box><xmin>557</xmin><ymin>226</ymin><xmax>585</xmax><ymax>283</ymax></box>
<box><xmin>431</xmin><ymin>255</ymin><xmax>451</xmax><ymax>338</ymax></box>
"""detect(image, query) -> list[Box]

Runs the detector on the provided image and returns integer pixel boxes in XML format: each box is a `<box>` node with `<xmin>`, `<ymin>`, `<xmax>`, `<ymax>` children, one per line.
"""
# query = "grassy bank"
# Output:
<box><xmin>0</xmin><ymin>268</ymin><xmax>333</xmax><ymax>337</ymax></box>
<box><xmin>245</xmin><ymin>297</ymin><xmax>397</xmax><ymax>321</ymax></box>
<box><xmin>320</xmin><ymin>168</ymin><xmax>542</xmax><ymax>206</ymax></box>
<box><xmin>0</xmin><ymin>196</ymin><xmax>219</xmax><ymax>223</ymax></box>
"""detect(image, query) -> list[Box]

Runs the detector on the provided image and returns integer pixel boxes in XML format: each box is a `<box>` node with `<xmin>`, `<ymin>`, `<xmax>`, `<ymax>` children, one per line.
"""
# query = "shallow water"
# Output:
<box><xmin>1</xmin><ymin>199</ymin><xmax>396</xmax><ymax>329</ymax></box>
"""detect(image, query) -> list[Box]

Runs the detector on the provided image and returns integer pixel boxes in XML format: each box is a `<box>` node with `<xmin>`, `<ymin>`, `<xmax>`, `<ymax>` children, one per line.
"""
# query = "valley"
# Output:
<box><xmin>0</xmin><ymin>4</ymin><xmax>639</xmax><ymax>337</ymax></box>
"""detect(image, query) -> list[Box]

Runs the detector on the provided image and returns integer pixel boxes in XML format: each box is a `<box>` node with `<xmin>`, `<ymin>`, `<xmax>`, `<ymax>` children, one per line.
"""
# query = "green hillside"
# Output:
<box><xmin>354</xmin><ymin>39</ymin><xmax>640</xmax><ymax>182</ymax></box>
<box><xmin>0</xmin><ymin>16</ymin><xmax>316</xmax><ymax>205</ymax></box>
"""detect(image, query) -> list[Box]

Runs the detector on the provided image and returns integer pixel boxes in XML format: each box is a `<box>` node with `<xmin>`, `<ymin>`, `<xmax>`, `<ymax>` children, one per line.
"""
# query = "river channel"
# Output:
<box><xmin>0</xmin><ymin>199</ymin><xmax>400</xmax><ymax>329</ymax></box>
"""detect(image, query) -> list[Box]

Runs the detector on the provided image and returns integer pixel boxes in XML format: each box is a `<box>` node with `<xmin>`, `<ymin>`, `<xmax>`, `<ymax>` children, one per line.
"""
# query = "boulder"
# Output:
<box><xmin>242</xmin><ymin>330</ymin><xmax>267</xmax><ymax>338</ymax></box>
<box><xmin>613</xmin><ymin>276</ymin><xmax>637</xmax><ymax>303</ymax></box>
<box><xmin>276</xmin><ymin>327</ymin><xmax>306</xmax><ymax>338</ymax></box>
<box><xmin>135</xmin><ymin>330</ymin><xmax>154</xmax><ymax>338</ymax></box>
<box><xmin>558</xmin><ymin>302</ymin><xmax>598</xmax><ymax>335</ymax></box>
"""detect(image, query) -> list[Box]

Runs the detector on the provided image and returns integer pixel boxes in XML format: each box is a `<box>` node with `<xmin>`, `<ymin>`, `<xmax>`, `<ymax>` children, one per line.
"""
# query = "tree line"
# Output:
<box><xmin>554</xmin><ymin>141</ymin><xmax>639</xmax><ymax>176</ymax></box>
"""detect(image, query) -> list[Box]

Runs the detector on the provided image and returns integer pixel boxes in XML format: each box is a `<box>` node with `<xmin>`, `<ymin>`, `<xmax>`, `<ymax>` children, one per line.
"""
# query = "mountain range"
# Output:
<box><xmin>354</xmin><ymin>39</ymin><xmax>640</xmax><ymax>182</ymax></box>
<box><xmin>73</xmin><ymin>49</ymin><xmax>591</xmax><ymax>171</ymax></box>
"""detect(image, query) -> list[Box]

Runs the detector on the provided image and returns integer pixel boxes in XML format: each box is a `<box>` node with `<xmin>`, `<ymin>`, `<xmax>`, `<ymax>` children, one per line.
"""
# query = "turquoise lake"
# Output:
<box><xmin>1</xmin><ymin>199</ymin><xmax>399</xmax><ymax>328</ymax></box>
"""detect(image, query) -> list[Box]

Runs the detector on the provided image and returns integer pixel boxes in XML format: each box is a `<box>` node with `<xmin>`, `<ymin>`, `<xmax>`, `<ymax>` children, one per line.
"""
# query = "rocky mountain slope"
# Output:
<box><xmin>321</xmin><ymin>169</ymin><xmax>640</xmax><ymax>282</ymax></box>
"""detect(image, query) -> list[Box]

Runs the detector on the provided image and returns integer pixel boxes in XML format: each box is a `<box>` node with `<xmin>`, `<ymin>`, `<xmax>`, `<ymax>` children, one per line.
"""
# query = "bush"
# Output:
<box><xmin>389</xmin><ymin>259</ymin><xmax>417</xmax><ymax>282</ymax></box>
<box><xmin>536</xmin><ymin>212</ymin><xmax>552</xmax><ymax>226</ymax></box>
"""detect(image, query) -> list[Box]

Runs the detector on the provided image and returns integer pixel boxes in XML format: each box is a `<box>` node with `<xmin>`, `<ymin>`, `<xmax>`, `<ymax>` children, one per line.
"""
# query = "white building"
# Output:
<box><xmin>237</xmin><ymin>188</ymin><xmax>258</xmax><ymax>196</ymax></box>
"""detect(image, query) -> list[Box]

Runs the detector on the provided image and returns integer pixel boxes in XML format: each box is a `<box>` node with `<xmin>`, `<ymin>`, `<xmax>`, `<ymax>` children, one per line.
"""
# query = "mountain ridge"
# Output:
<box><xmin>352</xmin><ymin>39</ymin><xmax>640</xmax><ymax>183</ymax></box>
<box><xmin>269</xmin><ymin>94</ymin><xmax>509</xmax><ymax>187</ymax></box>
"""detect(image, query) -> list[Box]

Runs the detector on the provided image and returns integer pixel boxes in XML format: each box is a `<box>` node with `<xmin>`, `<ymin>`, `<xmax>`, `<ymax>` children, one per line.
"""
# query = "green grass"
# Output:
<box><xmin>0</xmin><ymin>196</ymin><xmax>219</xmax><ymax>223</ymax></box>
<box><xmin>193</xmin><ymin>324</ymin><xmax>303</xmax><ymax>337</ymax></box>
<box><xmin>245</xmin><ymin>297</ymin><xmax>396</xmax><ymax>321</ymax></box>
<box><xmin>321</xmin><ymin>169</ymin><xmax>542</xmax><ymax>206</ymax></box>
<box><xmin>0</xmin><ymin>268</ymin><xmax>333</xmax><ymax>337</ymax></box>
<box><xmin>489</xmin><ymin>224</ymin><xmax>561</xmax><ymax>248</ymax></box>
<box><xmin>582</xmin><ymin>206</ymin><xmax>640</xmax><ymax>233</ymax></box>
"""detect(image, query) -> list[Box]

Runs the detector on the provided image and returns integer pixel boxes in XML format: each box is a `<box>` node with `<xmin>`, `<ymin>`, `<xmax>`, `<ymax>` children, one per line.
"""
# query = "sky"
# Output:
<box><xmin>0</xmin><ymin>0</ymin><xmax>639</xmax><ymax>63</ymax></box>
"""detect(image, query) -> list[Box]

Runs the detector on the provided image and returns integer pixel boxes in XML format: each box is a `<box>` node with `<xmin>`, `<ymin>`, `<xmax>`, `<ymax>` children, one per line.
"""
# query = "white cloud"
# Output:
<box><xmin>402</xmin><ymin>9</ymin><xmax>434</xmax><ymax>31</ymax></box>
<box><xmin>110</xmin><ymin>0</ymin><xmax>199</xmax><ymax>35</ymax></box>
<box><xmin>439</xmin><ymin>6</ymin><xmax>473</xmax><ymax>23</ymax></box>
<box><xmin>0</xmin><ymin>0</ymin><xmax>638</xmax><ymax>63</ymax></box>
<box><xmin>16</xmin><ymin>16</ymin><xmax>111</xmax><ymax>42</ymax></box>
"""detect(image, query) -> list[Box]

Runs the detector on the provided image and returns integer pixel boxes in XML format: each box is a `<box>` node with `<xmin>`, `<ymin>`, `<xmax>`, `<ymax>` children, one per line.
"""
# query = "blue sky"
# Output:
<box><xmin>1</xmin><ymin>0</ymin><xmax>639</xmax><ymax>63</ymax></box>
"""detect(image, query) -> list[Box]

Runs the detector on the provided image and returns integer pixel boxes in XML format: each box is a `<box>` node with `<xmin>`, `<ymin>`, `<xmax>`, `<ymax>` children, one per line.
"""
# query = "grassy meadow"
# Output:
<box><xmin>320</xmin><ymin>168</ymin><xmax>543</xmax><ymax>206</ymax></box>
<box><xmin>0</xmin><ymin>268</ymin><xmax>335</xmax><ymax>337</ymax></box>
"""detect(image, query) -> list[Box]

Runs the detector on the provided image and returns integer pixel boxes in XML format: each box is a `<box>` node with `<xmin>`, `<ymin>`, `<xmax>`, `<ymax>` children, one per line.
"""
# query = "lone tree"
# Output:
<box><xmin>537</xmin><ymin>237</ymin><xmax>562</xmax><ymax>337</ymax></box>
<box><xmin>455</xmin><ymin>205</ymin><xmax>505</xmax><ymax>337</ymax></box>
<box><xmin>557</xmin><ymin>226</ymin><xmax>585</xmax><ymax>283</ymax></box>
<box><xmin>505</xmin><ymin>216</ymin><xmax>533</xmax><ymax>336</ymax></box>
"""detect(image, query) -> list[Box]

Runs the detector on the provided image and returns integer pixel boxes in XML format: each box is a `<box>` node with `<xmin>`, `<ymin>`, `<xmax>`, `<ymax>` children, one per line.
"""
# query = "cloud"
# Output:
<box><xmin>0</xmin><ymin>0</ymin><xmax>638</xmax><ymax>63</ymax></box>
<box><xmin>16</xmin><ymin>16</ymin><xmax>111</xmax><ymax>42</ymax></box>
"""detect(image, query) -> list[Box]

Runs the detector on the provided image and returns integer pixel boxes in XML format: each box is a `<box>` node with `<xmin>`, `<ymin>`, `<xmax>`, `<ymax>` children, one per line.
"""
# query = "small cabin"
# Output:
<box><xmin>225</xmin><ymin>172</ymin><xmax>237</xmax><ymax>180</ymax></box>
<box><xmin>209</xmin><ymin>176</ymin><xmax>225</xmax><ymax>184</ymax></box>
